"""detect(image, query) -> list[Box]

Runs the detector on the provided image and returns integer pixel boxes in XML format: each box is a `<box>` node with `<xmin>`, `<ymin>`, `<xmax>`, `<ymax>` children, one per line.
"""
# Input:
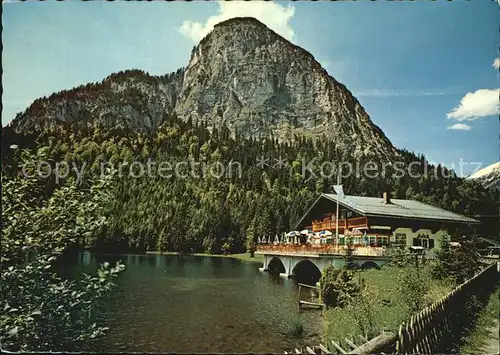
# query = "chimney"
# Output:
<box><xmin>383</xmin><ymin>191</ymin><xmax>391</xmax><ymax>204</ymax></box>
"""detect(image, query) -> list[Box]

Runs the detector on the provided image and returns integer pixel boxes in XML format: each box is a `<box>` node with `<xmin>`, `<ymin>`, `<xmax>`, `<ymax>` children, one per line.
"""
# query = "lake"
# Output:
<box><xmin>66</xmin><ymin>252</ymin><xmax>324</xmax><ymax>353</ymax></box>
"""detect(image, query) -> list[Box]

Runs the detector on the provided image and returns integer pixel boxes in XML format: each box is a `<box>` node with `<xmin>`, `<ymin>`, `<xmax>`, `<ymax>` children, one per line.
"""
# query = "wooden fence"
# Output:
<box><xmin>395</xmin><ymin>261</ymin><xmax>499</xmax><ymax>354</ymax></box>
<box><xmin>284</xmin><ymin>331</ymin><xmax>396</xmax><ymax>354</ymax></box>
<box><xmin>288</xmin><ymin>262</ymin><xmax>498</xmax><ymax>355</ymax></box>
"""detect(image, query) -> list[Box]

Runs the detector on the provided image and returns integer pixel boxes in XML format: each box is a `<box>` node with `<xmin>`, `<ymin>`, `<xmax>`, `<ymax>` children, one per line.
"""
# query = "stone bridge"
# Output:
<box><xmin>256</xmin><ymin>250</ymin><xmax>391</xmax><ymax>279</ymax></box>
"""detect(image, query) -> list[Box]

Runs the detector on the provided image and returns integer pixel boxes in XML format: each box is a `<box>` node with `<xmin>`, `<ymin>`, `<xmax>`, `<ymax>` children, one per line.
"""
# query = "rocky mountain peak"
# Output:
<box><xmin>176</xmin><ymin>16</ymin><xmax>396</xmax><ymax>159</ymax></box>
<box><xmin>212</xmin><ymin>17</ymin><xmax>326</xmax><ymax>68</ymax></box>
<box><xmin>7</xmin><ymin>16</ymin><xmax>397</xmax><ymax>160</ymax></box>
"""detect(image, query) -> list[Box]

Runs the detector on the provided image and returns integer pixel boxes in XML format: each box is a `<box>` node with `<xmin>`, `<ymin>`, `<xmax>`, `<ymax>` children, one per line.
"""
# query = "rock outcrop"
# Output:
<box><xmin>175</xmin><ymin>18</ymin><xmax>396</xmax><ymax>159</ymax></box>
<box><xmin>7</xmin><ymin>17</ymin><xmax>397</xmax><ymax>160</ymax></box>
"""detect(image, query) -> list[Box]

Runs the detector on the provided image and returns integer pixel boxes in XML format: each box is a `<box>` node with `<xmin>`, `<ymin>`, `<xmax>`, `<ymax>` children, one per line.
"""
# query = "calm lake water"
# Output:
<box><xmin>66</xmin><ymin>252</ymin><xmax>324</xmax><ymax>353</ymax></box>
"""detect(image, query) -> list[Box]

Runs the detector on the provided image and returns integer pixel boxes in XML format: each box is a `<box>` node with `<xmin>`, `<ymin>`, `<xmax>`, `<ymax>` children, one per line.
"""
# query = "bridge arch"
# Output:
<box><xmin>360</xmin><ymin>261</ymin><xmax>379</xmax><ymax>270</ymax></box>
<box><xmin>292</xmin><ymin>259</ymin><xmax>322</xmax><ymax>285</ymax></box>
<box><xmin>267</xmin><ymin>256</ymin><xmax>286</xmax><ymax>275</ymax></box>
<box><xmin>259</xmin><ymin>253</ymin><xmax>391</xmax><ymax>279</ymax></box>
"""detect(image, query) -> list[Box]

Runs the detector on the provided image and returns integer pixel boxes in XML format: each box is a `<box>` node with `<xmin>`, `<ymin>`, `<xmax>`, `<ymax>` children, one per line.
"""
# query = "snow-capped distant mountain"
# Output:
<box><xmin>467</xmin><ymin>162</ymin><xmax>500</xmax><ymax>191</ymax></box>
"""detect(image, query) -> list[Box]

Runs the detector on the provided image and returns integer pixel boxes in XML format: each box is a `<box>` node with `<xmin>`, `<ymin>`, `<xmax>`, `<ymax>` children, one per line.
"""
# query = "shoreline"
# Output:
<box><xmin>144</xmin><ymin>251</ymin><xmax>263</xmax><ymax>263</ymax></box>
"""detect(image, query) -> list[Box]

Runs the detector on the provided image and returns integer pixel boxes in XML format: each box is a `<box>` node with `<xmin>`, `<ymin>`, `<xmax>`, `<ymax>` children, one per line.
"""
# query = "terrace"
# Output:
<box><xmin>256</xmin><ymin>243</ymin><xmax>386</xmax><ymax>257</ymax></box>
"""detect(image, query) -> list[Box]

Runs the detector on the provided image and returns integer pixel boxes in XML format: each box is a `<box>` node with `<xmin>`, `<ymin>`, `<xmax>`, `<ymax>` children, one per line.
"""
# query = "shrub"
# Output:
<box><xmin>1</xmin><ymin>148</ymin><xmax>125</xmax><ymax>351</ymax></box>
<box><xmin>287</xmin><ymin>315</ymin><xmax>304</xmax><ymax>338</ymax></box>
<box><xmin>347</xmin><ymin>285</ymin><xmax>379</xmax><ymax>339</ymax></box>
<box><xmin>396</xmin><ymin>261</ymin><xmax>430</xmax><ymax>314</ymax></box>
<box><xmin>320</xmin><ymin>265</ymin><xmax>360</xmax><ymax>308</ymax></box>
<box><xmin>388</xmin><ymin>246</ymin><xmax>410</xmax><ymax>268</ymax></box>
<box><xmin>1</xmin><ymin>258</ymin><xmax>125</xmax><ymax>351</ymax></box>
<box><xmin>431</xmin><ymin>236</ymin><xmax>481</xmax><ymax>285</ymax></box>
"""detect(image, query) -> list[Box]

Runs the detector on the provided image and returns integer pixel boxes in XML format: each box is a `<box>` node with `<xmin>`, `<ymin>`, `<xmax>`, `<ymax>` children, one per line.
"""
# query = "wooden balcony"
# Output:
<box><xmin>349</xmin><ymin>216</ymin><xmax>369</xmax><ymax>228</ymax></box>
<box><xmin>312</xmin><ymin>216</ymin><xmax>368</xmax><ymax>232</ymax></box>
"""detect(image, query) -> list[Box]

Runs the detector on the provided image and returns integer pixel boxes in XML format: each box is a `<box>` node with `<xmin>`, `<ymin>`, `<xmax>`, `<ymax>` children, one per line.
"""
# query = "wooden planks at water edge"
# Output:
<box><xmin>297</xmin><ymin>282</ymin><xmax>324</xmax><ymax>309</ymax></box>
<box><xmin>299</xmin><ymin>300</ymin><xmax>324</xmax><ymax>309</ymax></box>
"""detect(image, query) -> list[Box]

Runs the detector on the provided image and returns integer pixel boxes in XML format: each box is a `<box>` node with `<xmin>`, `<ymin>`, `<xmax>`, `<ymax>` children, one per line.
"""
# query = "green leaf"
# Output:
<box><xmin>8</xmin><ymin>326</ymin><xmax>19</xmax><ymax>337</ymax></box>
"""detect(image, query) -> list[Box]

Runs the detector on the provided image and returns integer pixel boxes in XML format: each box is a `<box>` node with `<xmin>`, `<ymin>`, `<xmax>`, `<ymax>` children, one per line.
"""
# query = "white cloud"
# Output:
<box><xmin>444</xmin><ymin>60</ymin><xmax>500</xmax><ymax>130</ymax></box>
<box><xmin>493</xmin><ymin>58</ymin><xmax>500</xmax><ymax>70</ymax></box>
<box><xmin>446</xmin><ymin>89</ymin><xmax>500</xmax><ymax>121</ymax></box>
<box><xmin>447</xmin><ymin>123</ymin><xmax>472</xmax><ymax>131</ymax></box>
<box><xmin>179</xmin><ymin>1</ymin><xmax>295</xmax><ymax>42</ymax></box>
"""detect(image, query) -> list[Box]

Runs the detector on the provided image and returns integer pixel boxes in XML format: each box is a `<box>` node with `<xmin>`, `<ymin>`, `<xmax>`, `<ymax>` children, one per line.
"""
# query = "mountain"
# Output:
<box><xmin>3</xmin><ymin>17</ymin><xmax>499</xmax><ymax>253</ymax></box>
<box><xmin>175</xmin><ymin>18</ymin><xmax>397</xmax><ymax>159</ymax></box>
<box><xmin>5</xmin><ymin>17</ymin><xmax>397</xmax><ymax>160</ymax></box>
<box><xmin>467</xmin><ymin>162</ymin><xmax>500</xmax><ymax>191</ymax></box>
<box><xmin>6</xmin><ymin>69</ymin><xmax>184</xmax><ymax>134</ymax></box>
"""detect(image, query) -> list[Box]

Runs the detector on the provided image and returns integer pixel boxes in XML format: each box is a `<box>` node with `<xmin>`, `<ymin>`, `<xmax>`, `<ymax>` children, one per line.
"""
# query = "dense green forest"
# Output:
<box><xmin>2</xmin><ymin>110</ymin><xmax>498</xmax><ymax>349</ymax></box>
<box><xmin>4</xmin><ymin>112</ymin><xmax>498</xmax><ymax>255</ymax></box>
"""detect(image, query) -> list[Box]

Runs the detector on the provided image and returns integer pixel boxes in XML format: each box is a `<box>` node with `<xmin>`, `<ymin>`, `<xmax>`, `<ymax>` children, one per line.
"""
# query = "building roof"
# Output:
<box><xmin>478</xmin><ymin>237</ymin><xmax>500</xmax><ymax>247</ymax></box>
<box><xmin>318</xmin><ymin>193</ymin><xmax>480</xmax><ymax>224</ymax></box>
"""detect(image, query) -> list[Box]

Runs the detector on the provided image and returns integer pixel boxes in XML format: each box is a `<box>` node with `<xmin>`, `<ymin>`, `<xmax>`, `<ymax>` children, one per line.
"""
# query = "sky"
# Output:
<box><xmin>2</xmin><ymin>0</ymin><xmax>499</xmax><ymax>176</ymax></box>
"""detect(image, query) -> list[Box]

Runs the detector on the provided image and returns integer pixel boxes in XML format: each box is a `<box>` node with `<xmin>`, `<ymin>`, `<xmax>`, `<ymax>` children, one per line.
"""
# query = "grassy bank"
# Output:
<box><xmin>459</xmin><ymin>287</ymin><xmax>500</xmax><ymax>355</ymax></box>
<box><xmin>145</xmin><ymin>251</ymin><xmax>263</xmax><ymax>263</ymax></box>
<box><xmin>323</xmin><ymin>266</ymin><xmax>453</xmax><ymax>341</ymax></box>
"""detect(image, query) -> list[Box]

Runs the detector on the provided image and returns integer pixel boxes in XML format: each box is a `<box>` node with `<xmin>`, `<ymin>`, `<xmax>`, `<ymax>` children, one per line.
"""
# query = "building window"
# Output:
<box><xmin>429</xmin><ymin>239</ymin><xmax>435</xmax><ymax>249</ymax></box>
<box><xmin>368</xmin><ymin>236</ymin><xmax>377</xmax><ymax>246</ymax></box>
<box><xmin>378</xmin><ymin>236</ymin><xmax>389</xmax><ymax>246</ymax></box>
<box><xmin>395</xmin><ymin>233</ymin><xmax>406</xmax><ymax>245</ymax></box>
<box><xmin>413</xmin><ymin>238</ymin><xmax>421</xmax><ymax>247</ymax></box>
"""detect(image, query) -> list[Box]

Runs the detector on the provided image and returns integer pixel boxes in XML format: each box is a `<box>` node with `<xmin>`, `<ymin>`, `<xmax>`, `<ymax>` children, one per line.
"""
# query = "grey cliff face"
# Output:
<box><xmin>175</xmin><ymin>18</ymin><xmax>396</xmax><ymax>159</ymax></box>
<box><xmin>8</xmin><ymin>17</ymin><xmax>397</xmax><ymax>160</ymax></box>
<box><xmin>10</xmin><ymin>69</ymin><xmax>184</xmax><ymax>134</ymax></box>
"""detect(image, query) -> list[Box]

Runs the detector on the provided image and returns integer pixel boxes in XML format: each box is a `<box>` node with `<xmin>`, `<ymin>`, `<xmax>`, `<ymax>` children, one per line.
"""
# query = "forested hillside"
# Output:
<box><xmin>4</xmin><ymin>112</ymin><xmax>497</xmax><ymax>255</ymax></box>
<box><xmin>3</xmin><ymin>17</ymin><xmax>497</xmax><ymax>253</ymax></box>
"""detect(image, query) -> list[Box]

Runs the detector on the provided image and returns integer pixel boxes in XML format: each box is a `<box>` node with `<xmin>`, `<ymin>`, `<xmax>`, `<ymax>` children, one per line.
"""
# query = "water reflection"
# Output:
<box><xmin>66</xmin><ymin>252</ymin><xmax>323</xmax><ymax>353</ymax></box>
